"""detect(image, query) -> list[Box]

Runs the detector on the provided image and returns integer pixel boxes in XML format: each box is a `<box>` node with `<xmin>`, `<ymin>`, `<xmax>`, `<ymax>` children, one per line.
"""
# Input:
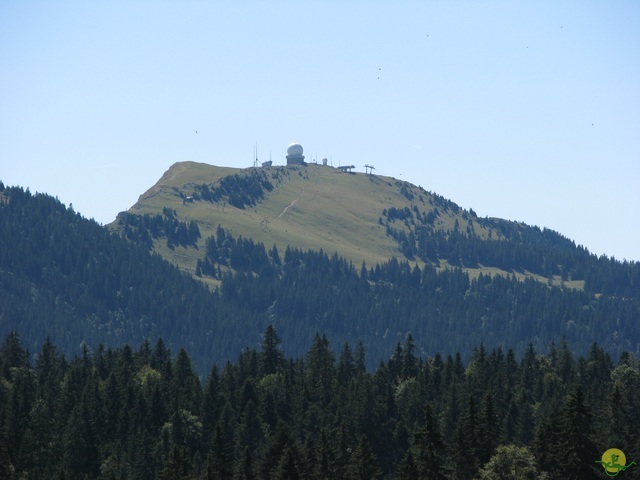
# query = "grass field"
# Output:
<box><xmin>113</xmin><ymin>161</ymin><xmax>581</xmax><ymax>290</ymax></box>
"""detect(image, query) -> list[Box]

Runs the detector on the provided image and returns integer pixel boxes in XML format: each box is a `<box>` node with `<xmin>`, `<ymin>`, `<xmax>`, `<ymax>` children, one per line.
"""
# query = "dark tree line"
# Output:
<box><xmin>193</xmin><ymin>227</ymin><xmax>639</xmax><ymax>368</ymax></box>
<box><xmin>0</xmin><ymin>185</ymin><xmax>230</xmax><ymax>374</ymax></box>
<box><xmin>117</xmin><ymin>207</ymin><xmax>201</xmax><ymax>250</ymax></box>
<box><xmin>196</xmin><ymin>225</ymin><xmax>272</xmax><ymax>278</ymax></box>
<box><xmin>381</xmin><ymin>202</ymin><xmax>640</xmax><ymax>298</ymax></box>
<box><xmin>1</xmin><ymin>330</ymin><xmax>637</xmax><ymax>479</ymax></box>
<box><xmin>190</xmin><ymin>170</ymin><xmax>274</xmax><ymax>209</ymax></box>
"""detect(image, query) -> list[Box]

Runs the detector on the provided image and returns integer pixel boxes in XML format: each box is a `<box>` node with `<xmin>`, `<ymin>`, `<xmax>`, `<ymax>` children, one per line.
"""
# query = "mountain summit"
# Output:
<box><xmin>114</xmin><ymin>161</ymin><xmax>626</xmax><ymax>293</ymax></box>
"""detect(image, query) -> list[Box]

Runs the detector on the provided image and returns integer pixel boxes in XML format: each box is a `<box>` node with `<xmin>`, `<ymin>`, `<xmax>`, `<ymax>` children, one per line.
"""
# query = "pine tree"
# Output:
<box><xmin>402</xmin><ymin>333</ymin><xmax>418</xmax><ymax>379</ymax></box>
<box><xmin>236</xmin><ymin>400</ymin><xmax>264</xmax><ymax>453</ymax></box>
<box><xmin>5</xmin><ymin>363</ymin><xmax>34</xmax><ymax>468</ymax></box>
<box><xmin>346</xmin><ymin>435</ymin><xmax>383</xmax><ymax>480</ymax></box>
<box><xmin>557</xmin><ymin>385</ymin><xmax>599</xmax><ymax>480</ymax></box>
<box><xmin>599</xmin><ymin>384</ymin><xmax>633</xmax><ymax>449</ymax></box>
<box><xmin>170</xmin><ymin>347</ymin><xmax>200</xmax><ymax>415</ymax></box>
<box><xmin>160</xmin><ymin>444</ymin><xmax>192</xmax><ymax>480</ymax></box>
<box><xmin>447</xmin><ymin>396</ymin><xmax>480</xmax><ymax>479</ymax></box>
<box><xmin>533</xmin><ymin>402</ymin><xmax>562</xmax><ymax>476</ymax></box>
<box><xmin>202</xmin><ymin>365</ymin><xmax>222</xmax><ymax>442</ymax></box>
<box><xmin>260</xmin><ymin>421</ymin><xmax>296</xmax><ymax>480</ymax></box>
<box><xmin>0</xmin><ymin>436</ymin><xmax>12</xmax><ymax>480</ymax></box>
<box><xmin>233</xmin><ymin>447</ymin><xmax>255</xmax><ymax>480</ymax></box>
<box><xmin>62</xmin><ymin>392</ymin><xmax>100</xmax><ymax>478</ymax></box>
<box><xmin>337</xmin><ymin>342</ymin><xmax>355</xmax><ymax>386</ymax></box>
<box><xmin>205</xmin><ymin>425</ymin><xmax>233</xmax><ymax>480</ymax></box>
<box><xmin>270</xmin><ymin>244</ymin><xmax>282</xmax><ymax>266</ymax></box>
<box><xmin>389</xmin><ymin>343</ymin><xmax>404</xmax><ymax>381</ymax></box>
<box><xmin>305</xmin><ymin>334</ymin><xmax>335</xmax><ymax>408</ymax></box>
<box><xmin>260</xmin><ymin>325</ymin><xmax>285</xmax><ymax>376</ymax></box>
<box><xmin>313</xmin><ymin>430</ymin><xmax>333</xmax><ymax>480</ymax></box>
<box><xmin>0</xmin><ymin>331</ymin><xmax>29</xmax><ymax>377</ymax></box>
<box><xmin>19</xmin><ymin>398</ymin><xmax>55</xmax><ymax>476</ymax></box>
<box><xmin>412</xmin><ymin>404</ymin><xmax>446</xmax><ymax>479</ymax></box>
<box><xmin>130</xmin><ymin>428</ymin><xmax>157</xmax><ymax>480</ymax></box>
<box><xmin>514</xmin><ymin>391</ymin><xmax>535</xmax><ymax>445</ymax></box>
<box><xmin>332</xmin><ymin>423</ymin><xmax>352</xmax><ymax>480</ymax></box>
<box><xmin>355</xmin><ymin>342</ymin><xmax>366</xmax><ymax>374</ymax></box>
<box><xmin>396</xmin><ymin>450</ymin><xmax>419</xmax><ymax>480</ymax></box>
<box><xmin>35</xmin><ymin>336</ymin><xmax>62</xmax><ymax>419</ymax></box>
<box><xmin>273</xmin><ymin>446</ymin><xmax>301</xmax><ymax>480</ymax></box>
<box><xmin>477</xmin><ymin>392</ymin><xmax>499</xmax><ymax>466</ymax></box>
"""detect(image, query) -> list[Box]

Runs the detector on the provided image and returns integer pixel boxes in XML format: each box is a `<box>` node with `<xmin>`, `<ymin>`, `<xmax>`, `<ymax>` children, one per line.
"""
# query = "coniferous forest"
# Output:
<box><xmin>1</xmin><ymin>184</ymin><xmax>639</xmax><ymax>375</ymax></box>
<box><xmin>1</xmin><ymin>330</ymin><xmax>638</xmax><ymax>479</ymax></box>
<box><xmin>2</xmin><ymin>183</ymin><xmax>640</xmax><ymax>478</ymax></box>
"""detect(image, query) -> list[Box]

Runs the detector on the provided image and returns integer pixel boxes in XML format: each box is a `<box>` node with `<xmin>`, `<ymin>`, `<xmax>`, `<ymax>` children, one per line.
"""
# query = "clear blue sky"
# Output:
<box><xmin>2</xmin><ymin>1</ymin><xmax>639</xmax><ymax>261</ymax></box>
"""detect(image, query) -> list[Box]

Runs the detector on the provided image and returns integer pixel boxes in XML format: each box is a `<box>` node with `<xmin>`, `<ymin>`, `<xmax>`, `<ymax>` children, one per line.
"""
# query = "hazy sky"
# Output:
<box><xmin>2</xmin><ymin>1</ymin><xmax>639</xmax><ymax>261</ymax></box>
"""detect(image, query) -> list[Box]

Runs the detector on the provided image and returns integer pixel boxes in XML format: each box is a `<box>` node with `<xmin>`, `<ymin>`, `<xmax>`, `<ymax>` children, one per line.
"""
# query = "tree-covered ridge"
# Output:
<box><xmin>116</xmin><ymin>161</ymin><xmax>640</xmax><ymax>302</ymax></box>
<box><xmin>188</xmin><ymin>169</ymin><xmax>275</xmax><ymax>209</ymax></box>
<box><xmin>117</xmin><ymin>207</ymin><xmax>201</xmax><ymax>250</ymax></box>
<box><xmin>117</xmin><ymin>162</ymin><xmax>640</xmax><ymax>298</ymax></box>
<box><xmin>1</xmin><ymin>183</ymin><xmax>639</xmax><ymax>375</ymax></box>
<box><xmin>0</xmin><ymin>331</ymin><xmax>637</xmax><ymax>479</ymax></box>
<box><xmin>0</xmin><ymin>185</ymin><xmax>228</xmax><ymax>374</ymax></box>
<box><xmin>381</xmin><ymin>199</ymin><xmax>640</xmax><ymax>298</ymax></box>
<box><xmin>192</xmin><ymin>225</ymin><xmax>639</xmax><ymax>364</ymax></box>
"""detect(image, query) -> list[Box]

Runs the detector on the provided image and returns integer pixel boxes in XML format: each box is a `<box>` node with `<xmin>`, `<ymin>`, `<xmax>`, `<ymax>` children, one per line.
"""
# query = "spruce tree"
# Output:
<box><xmin>305</xmin><ymin>334</ymin><xmax>335</xmax><ymax>408</ymax></box>
<box><xmin>557</xmin><ymin>385</ymin><xmax>598</xmax><ymax>480</ymax></box>
<box><xmin>206</xmin><ymin>425</ymin><xmax>233</xmax><ymax>480</ymax></box>
<box><xmin>260</xmin><ymin>325</ymin><xmax>285</xmax><ymax>376</ymax></box>
<box><xmin>313</xmin><ymin>430</ymin><xmax>333</xmax><ymax>480</ymax></box>
<box><xmin>260</xmin><ymin>421</ymin><xmax>296</xmax><ymax>480</ymax></box>
<box><xmin>477</xmin><ymin>392</ymin><xmax>499</xmax><ymax>466</ymax></box>
<box><xmin>236</xmin><ymin>400</ymin><xmax>264</xmax><ymax>453</ymax></box>
<box><xmin>412</xmin><ymin>403</ymin><xmax>446</xmax><ymax>479</ymax></box>
<box><xmin>202</xmin><ymin>365</ymin><xmax>222</xmax><ymax>443</ymax></box>
<box><xmin>273</xmin><ymin>446</ymin><xmax>301</xmax><ymax>480</ymax></box>
<box><xmin>0</xmin><ymin>331</ymin><xmax>29</xmax><ymax>377</ymax></box>
<box><xmin>130</xmin><ymin>428</ymin><xmax>156</xmax><ymax>480</ymax></box>
<box><xmin>402</xmin><ymin>334</ymin><xmax>418</xmax><ymax>379</ymax></box>
<box><xmin>160</xmin><ymin>444</ymin><xmax>192</xmax><ymax>480</ymax></box>
<box><xmin>448</xmin><ymin>421</ymin><xmax>477</xmax><ymax>480</ymax></box>
<box><xmin>233</xmin><ymin>447</ymin><xmax>255</xmax><ymax>480</ymax></box>
<box><xmin>346</xmin><ymin>435</ymin><xmax>383</xmax><ymax>480</ymax></box>
<box><xmin>62</xmin><ymin>393</ymin><xmax>100</xmax><ymax>478</ymax></box>
<box><xmin>5</xmin><ymin>363</ymin><xmax>33</xmax><ymax>465</ymax></box>
<box><xmin>337</xmin><ymin>342</ymin><xmax>355</xmax><ymax>386</ymax></box>
<box><xmin>533</xmin><ymin>402</ymin><xmax>562</xmax><ymax>476</ymax></box>
<box><xmin>396</xmin><ymin>450</ymin><xmax>419</xmax><ymax>480</ymax></box>
<box><xmin>19</xmin><ymin>398</ymin><xmax>55</xmax><ymax>476</ymax></box>
<box><xmin>599</xmin><ymin>384</ymin><xmax>633</xmax><ymax>449</ymax></box>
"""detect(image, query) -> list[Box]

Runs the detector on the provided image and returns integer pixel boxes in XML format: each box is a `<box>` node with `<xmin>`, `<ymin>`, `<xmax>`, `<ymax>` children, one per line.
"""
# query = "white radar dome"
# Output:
<box><xmin>287</xmin><ymin>143</ymin><xmax>304</xmax><ymax>156</ymax></box>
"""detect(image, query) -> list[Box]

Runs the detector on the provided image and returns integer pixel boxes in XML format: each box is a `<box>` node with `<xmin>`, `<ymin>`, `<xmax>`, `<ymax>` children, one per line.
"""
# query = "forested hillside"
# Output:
<box><xmin>380</xmin><ymin>203</ymin><xmax>640</xmax><ymax>297</ymax></box>
<box><xmin>1</xmin><ymin>330</ymin><xmax>637</xmax><ymax>479</ymax></box>
<box><xmin>1</xmin><ymin>183</ymin><xmax>639</xmax><ymax>376</ymax></box>
<box><xmin>0</xmin><ymin>184</ymin><xmax>228</xmax><ymax>374</ymax></box>
<box><xmin>117</xmin><ymin>162</ymin><xmax>640</xmax><ymax>298</ymax></box>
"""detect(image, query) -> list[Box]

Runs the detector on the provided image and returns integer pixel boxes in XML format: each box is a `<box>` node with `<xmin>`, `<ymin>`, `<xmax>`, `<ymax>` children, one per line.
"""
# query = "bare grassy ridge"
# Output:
<box><xmin>114</xmin><ymin>161</ymin><xmax>579</xmax><ymax>289</ymax></box>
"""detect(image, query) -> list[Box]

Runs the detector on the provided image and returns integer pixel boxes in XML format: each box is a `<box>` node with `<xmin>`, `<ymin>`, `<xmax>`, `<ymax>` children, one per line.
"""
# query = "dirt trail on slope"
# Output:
<box><xmin>278</xmin><ymin>186</ymin><xmax>306</xmax><ymax>218</ymax></box>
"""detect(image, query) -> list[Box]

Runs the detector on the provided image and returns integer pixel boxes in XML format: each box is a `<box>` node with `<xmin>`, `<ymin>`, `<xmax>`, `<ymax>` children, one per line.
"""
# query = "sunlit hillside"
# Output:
<box><xmin>115</xmin><ymin>161</ymin><xmax>586</xmax><ymax>290</ymax></box>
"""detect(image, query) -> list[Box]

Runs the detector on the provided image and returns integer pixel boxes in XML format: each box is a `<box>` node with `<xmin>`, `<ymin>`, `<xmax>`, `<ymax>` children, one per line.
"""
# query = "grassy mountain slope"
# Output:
<box><xmin>123</xmin><ymin>162</ymin><xmax>410</xmax><ymax>268</ymax></box>
<box><xmin>116</xmin><ymin>161</ymin><xmax>572</xmax><ymax>287</ymax></box>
